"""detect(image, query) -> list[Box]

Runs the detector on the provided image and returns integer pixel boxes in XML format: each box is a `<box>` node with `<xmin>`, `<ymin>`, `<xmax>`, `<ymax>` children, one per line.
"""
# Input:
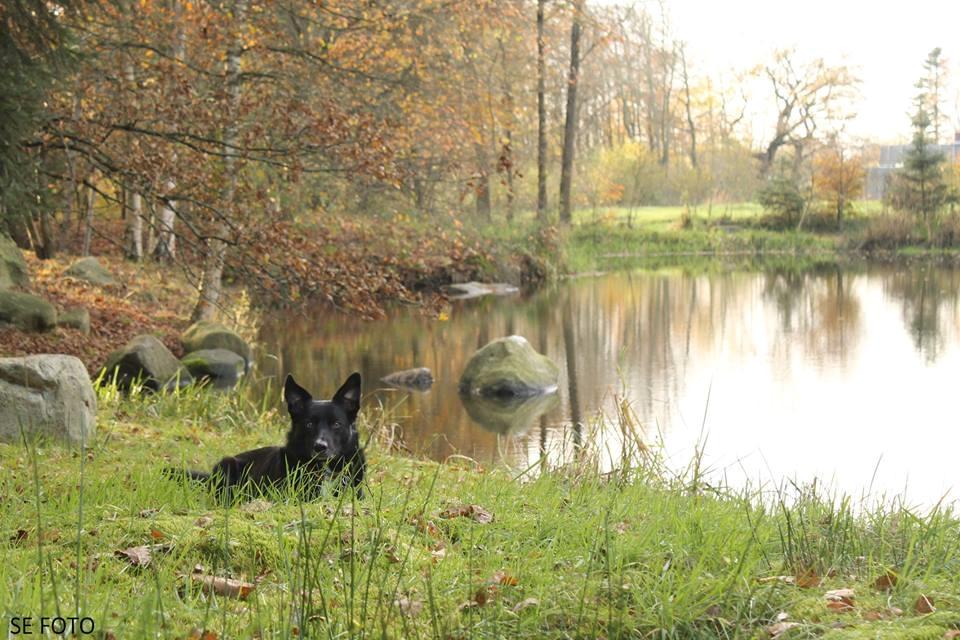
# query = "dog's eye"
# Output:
<box><xmin>333</xmin><ymin>421</ymin><xmax>342</xmax><ymax>430</ymax></box>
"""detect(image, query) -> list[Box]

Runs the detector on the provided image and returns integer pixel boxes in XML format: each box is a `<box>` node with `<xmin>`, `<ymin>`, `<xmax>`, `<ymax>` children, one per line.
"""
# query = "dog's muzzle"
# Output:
<box><xmin>313</xmin><ymin>436</ymin><xmax>330</xmax><ymax>457</ymax></box>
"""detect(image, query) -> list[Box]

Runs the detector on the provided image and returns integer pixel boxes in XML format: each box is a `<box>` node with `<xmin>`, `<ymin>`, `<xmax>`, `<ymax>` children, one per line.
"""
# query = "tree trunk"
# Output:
<box><xmin>123</xmin><ymin>61</ymin><xmax>143</xmax><ymax>260</ymax></box>
<box><xmin>153</xmin><ymin>181</ymin><xmax>177</xmax><ymax>261</ymax></box>
<box><xmin>473</xmin><ymin>143</ymin><xmax>492</xmax><ymax>220</ymax></box>
<box><xmin>559</xmin><ymin>0</ymin><xmax>584</xmax><ymax>225</ymax></box>
<box><xmin>680</xmin><ymin>45</ymin><xmax>697</xmax><ymax>168</ymax></box>
<box><xmin>192</xmin><ymin>0</ymin><xmax>246</xmax><ymax>322</ymax></box>
<box><xmin>536</xmin><ymin>0</ymin><xmax>548</xmax><ymax>221</ymax></box>
<box><xmin>82</xmin><ymin>181</ymin><xmax>95</xmax><ymax>256</ymax></box>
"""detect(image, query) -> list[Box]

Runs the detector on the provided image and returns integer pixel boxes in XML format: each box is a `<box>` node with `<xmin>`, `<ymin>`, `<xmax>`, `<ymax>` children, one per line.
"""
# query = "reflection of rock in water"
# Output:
<box><xmin>460</xmin><ymin>391</ymin><xmax>559</xmax><ymax>435</ymax></box>
<box><xmin>381</xmin><ymin>367</ymin><xmax>434</xmax><ymax>391</ymax></box>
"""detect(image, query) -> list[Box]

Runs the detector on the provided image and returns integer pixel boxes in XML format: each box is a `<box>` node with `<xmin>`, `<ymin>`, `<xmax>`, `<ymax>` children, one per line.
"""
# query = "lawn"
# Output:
<box><xmin>2</xmin><ymin>384</ymin><xmax>959</xmax><ymax>639</ymax></box>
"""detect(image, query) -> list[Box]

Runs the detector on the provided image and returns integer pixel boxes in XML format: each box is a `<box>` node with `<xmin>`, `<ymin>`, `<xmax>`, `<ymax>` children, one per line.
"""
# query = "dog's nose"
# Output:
<box><xmin>314</xmin><ymin>437</ymin><xmax>329</xmax><ymax>455</ymax></box>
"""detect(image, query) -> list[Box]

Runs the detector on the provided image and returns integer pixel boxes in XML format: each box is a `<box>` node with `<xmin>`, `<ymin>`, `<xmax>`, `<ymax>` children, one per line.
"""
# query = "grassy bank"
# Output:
<box><xmin>2</xmin><ymin>387</ymin><xmax>959</xmax><ymax>639</ymax></box>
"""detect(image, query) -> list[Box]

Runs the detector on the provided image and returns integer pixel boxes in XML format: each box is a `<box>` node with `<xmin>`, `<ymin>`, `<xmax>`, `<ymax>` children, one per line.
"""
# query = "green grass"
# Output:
<box><xmin>2</xmin><ymin>384</ymin><xmax>960</xmax><ymax>638</ymax></box>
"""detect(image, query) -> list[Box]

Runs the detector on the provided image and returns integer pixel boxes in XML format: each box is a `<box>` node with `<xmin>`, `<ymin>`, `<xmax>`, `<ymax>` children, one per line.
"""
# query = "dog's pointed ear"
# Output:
<box><xmin>284</xmin><ymin>374</ymin><xmax>312</xmax><ymax>417</ymax></box>
<box><xmin>332</xmin><ymin>372</ymin><xmax>362</xmax><ymax>417</ymax></box>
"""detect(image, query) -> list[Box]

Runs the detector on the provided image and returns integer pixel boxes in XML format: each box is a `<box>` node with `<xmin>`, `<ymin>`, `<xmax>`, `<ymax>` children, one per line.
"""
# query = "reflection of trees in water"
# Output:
<box><xmin>885</xmin><ymin>265</ymin><xmax>960</xmax><ymax>363</ymax></box>
<box><xmin>762</xmin><ymin>266</ymin><xmax>862</xmax><ymax>367</ymax></box>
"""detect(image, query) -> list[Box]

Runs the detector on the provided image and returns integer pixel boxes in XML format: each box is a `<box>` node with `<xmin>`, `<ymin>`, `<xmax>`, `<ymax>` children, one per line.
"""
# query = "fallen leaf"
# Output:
<box><xmin>512</xmin><ymin>597</ymin><xmax>540</xmax><ymax>613</ymax></box>
<box><xmin>115</xmin><ymin>545</ymin><xmax>152</xmax><ymax>567</ymax></box>
<box><xmin>10</xmin><ymin>529</ymin><xmax>28</xmax><ymax>544</ymax></box>
<box><xmin>191</xmin><ymin>574</ymin><xmax>256</xmax><ymax>600</ymax></box>
<box><xmin>188</xmin><ymin>629</ymin><xmax>218</xmax><ymax>640</ymax></box>
<box><xmin>943</xmin><ymin>630</ymin><xmax>960</xmax><ymax>639</ymax></box>
<box><xmin>139</xmin><ymin>508</ymin><xmax>159</xmax><ymax>518</ymax></box>
<box><xmin>705</xmin><ymin>604</ymin><xmax>722</xmax><ymax>617</ymax></box>
<box><xmin>766</xmin><ymin>621</ymin><xmax>800</xmax><ymax>638</ymax></box>
<box><xmin>825</xmin><ymin>588</ymin><xmax>855</xmax><ymax>603</ymax></box>
<box><xmin>614</xmin><ymin>521</ymin><xmax>629</xmax><ymax>534</ymax></box>
<box><xmin>411</xmin><ymin>516</ymin><xmax>441</xmax><ymax>538</ymax></box>
<box><xmin>862</xmin><ymin>610</ymin><xmax>887</xmax><ymax>621</ymax></box>
<box><xmin>195</xmin><ymin>516</ymin><xmax>213</xmax><ymax>527</ymax></box>
<box><xmin>150</xmin><ymin>529</ymin><xmax>165</xmax><ymax>540</ymax></box>
<box><xmin>873</xmin><ymin>570</ymin><xmax>898</xmax><ymax>591</ymax></box>
<box><xmin>439</xmin><ymin>504</ymin><xmax>493</xmax><ymax>524</ymax></box>
<box><xmin>825</xmin><ymin>588</ymin><xmax>856</xmax><ymax>612</ymax></box>
<box><xmin>492</xmin><ymin>570</ymin><xmax>519</xmax><ymax>586</ymax></box>
<box><xmin>395</xmin><ymin>597</ymin><xmax>423</xmax><ymax>616</ymax></box>
<box><xmin>915</xmin><ymin>594</ymin><xmax>935</xmax><ymax>614</ymax></box>
<box><xmin>796</xmin><ymin>570</ymin><xmax>822</xmax><ymax>588</ymax></box>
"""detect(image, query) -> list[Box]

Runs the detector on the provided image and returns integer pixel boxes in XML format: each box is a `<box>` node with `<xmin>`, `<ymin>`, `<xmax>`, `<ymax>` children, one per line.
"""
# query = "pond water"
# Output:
<box><xmin>255</xmin><ymin>263</ymin><xmax>960</xmax><ymax>506</ymax></box>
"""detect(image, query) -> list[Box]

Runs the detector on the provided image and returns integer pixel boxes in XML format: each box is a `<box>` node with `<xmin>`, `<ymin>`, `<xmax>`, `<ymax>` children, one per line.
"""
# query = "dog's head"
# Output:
<box><xmin>283</xmin><ymin>373</ymin><xmax>362</xmax><ymax>461</ymax></box>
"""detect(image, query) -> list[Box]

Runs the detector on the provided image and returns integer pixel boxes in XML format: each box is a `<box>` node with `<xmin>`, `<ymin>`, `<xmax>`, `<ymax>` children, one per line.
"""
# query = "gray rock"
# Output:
<box><xmin>65</xmin><ymin>256</ymin><xmax>116</xmax><ymax>286</ymax></box>
<box><xmin>444</xmin><ymin>281</ymin><xmax>519</xmax><ymax>301</ymax></box>
<box><xmin>0</xmin><ymin>355</ymin><xmax>96</xmax><ymax>445</ymax></box>
<box><xmin>100</xmin><ymin>334</ymin><xmax>192</xmax><ymax>392</ymax></box>
<box><xmin>381</xmin><ymin>367</ymin><xmax>434</xmax><ymax>391</ymax></box>
<box><xmin>181</xmin><ymin>320</ymin><xmax>251</xmax><ymax>367</ymax></box>
<box><xmin>0</xmin><ymin>290</ymin><xmax>57</xmax><ymax>331</ymax></box>
<box><xmin>59</xmin><ymin>307</ymin><xmax>90</xmax><ymax>334</ymax></box>
<box><xmin>0</xmin><ymin>234</ymin><xmax>29</xmax><ymax>290</ymax></box>
<box><xmin>461</xmin><ymin>392</ymin><xmax>559</xmax><ymax>435</ymax></box>
<box><xmin>181</xmin><ymin>348</ymin><xmax>245</xmax><ymax>389</ymax></box>
<box><xmin>459</xmin><ymin>335</ymin><xmax>559</xmax><ymax>398</ymax></box>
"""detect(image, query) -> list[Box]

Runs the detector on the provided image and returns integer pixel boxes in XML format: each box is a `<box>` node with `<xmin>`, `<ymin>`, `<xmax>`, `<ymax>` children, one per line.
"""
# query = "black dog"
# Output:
<box><xmin>170</xmin><ymin>373</ymin><xmax>366</xmax><ymax>500</ymax></box>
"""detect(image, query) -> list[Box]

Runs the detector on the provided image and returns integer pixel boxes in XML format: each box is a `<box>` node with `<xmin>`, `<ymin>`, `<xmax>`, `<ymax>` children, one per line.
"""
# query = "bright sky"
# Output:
<box><xmin>658</xmin><ymin>0</ymin><xmax>960</xmax><ymax>143</ymax></box>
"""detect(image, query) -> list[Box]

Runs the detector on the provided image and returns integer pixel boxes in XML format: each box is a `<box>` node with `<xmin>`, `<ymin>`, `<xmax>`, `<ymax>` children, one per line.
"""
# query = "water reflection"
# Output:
<box><xmin>255</xmin><ymin>263</ymin><xmax>960</xmax><ymax>503</ymax></box>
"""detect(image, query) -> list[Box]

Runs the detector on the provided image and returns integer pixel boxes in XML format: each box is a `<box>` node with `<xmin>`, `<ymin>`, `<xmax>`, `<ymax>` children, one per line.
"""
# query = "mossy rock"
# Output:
<box><xmin>0</xmin><ymin>234</ymin><xmax>29</xmax><ymax>290</ymax></box>
<box><xmin>181</xmin><ymin>348</ymin><xmax>245</xmax><ymax>389</ymax></box>
<box><xmin>58</xmin><ymin>307</ymin><xmax>90</xmax><ymax>334</ymax></box>
<box><xmin>458</xmin><ymin>335</ymin><xmax>559</xmax><ymax>397</ymax></box>
<box><xmin>100</xmin><ymin>334</ymin><xmax>192</xmax><ymax>392</ymax></box>
<box><xmin>65</xmin><ymin>256</ymin><xmax>116</xmax><ymax>286</ymax></box>
<box><xmin>0</xmin><ymin>290</ymin><xmax>57</xmax><ymax>331</ymax></box>
<box><xmin>181</xmin><ymin>320</ymin><xmax>251</xmax><ymax>367</ymax></box>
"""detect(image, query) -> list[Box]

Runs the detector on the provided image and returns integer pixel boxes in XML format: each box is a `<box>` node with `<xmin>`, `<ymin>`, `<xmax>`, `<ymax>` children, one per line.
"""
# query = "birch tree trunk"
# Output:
<box><xmin>191</xmin><ymin>0</ymin><xmax>246</xmax><ymax>322</ymax></box>
<box><xmin>536</xmin><ymin>0</ymin><xmax>548</xmax><ymax>221</ymax></box>
<box><xmin>123</xmin><ymin>61</ymin><xmax>143</xmax><ymax>260</ymax></box>
<box><xmin>559</xmin><ymin>0</ymin><xmax>584</xmax><ymax>225</ymax></box>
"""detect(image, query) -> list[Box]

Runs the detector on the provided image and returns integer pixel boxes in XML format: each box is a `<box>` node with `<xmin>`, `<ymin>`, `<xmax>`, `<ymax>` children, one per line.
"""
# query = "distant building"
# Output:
<box><xmin>866</xmin><ymin>134</ymin><xmax>960</xmax><ymax>199</ymax></box>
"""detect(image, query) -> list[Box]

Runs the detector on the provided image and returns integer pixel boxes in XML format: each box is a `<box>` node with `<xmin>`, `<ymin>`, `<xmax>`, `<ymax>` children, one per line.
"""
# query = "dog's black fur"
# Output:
<box><xmin>169</xmin><ymin>373</ymin><xmax>366</xmax><ymax>500</ymax></box>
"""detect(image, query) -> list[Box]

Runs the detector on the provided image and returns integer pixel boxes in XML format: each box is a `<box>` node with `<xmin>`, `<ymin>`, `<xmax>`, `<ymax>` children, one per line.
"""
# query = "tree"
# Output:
<box><xmin>756</xmin><ymin>50</ymin><xmax>858</xmax><ymax>177</ymax></box>
<box><xmin>0</xmin><ymin>0</ymin><xmax>83</xmax><ymax>255</ymax></box>
<box><xmin>559</xmin><ymin>0</ymin><xmax>584</xmax><ymax>224</ymax></box>
<box><xmin>536</xmin><ymin>0</ymin><xmax>548</xmax><ymax>221</ymax></box>
<box><xmin>890</xmin><ymin>107</ymin><xmax>948</xmax><ymax>232</ymax></box>
<box><xmin>812</xmin><ymin>138</ymin><xmax>864</xmax><ymax>228</ymax></box>
<box><xmin>917</xmin><ymin>48</ymin><xmax>947</xmax><ymax>144</ymax></box>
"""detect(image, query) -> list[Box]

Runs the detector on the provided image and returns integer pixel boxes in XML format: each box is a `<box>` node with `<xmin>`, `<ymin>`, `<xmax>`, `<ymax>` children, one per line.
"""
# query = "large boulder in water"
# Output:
<box><xmin>458</xmin><ymin>335</ymin><xmax>559</xmax><ymax>398</ymax></box>
<box><xmin>65</xmin><ymin>256</ymin><xmax>116</xmax><ymax>286</ymax></box>
<box><xmin>0</xmin><ymin>355</ymin><xmax>97</xmax><ymax>445</ymax></box>
<box><xmin>100</xmin><ymin>334</ymin><xmax>192</xmax><ymax>392</ymax></box>
<box><xmin>0</xmin><ymin>235</ymin><xmax>29</xmax><ymax>290</ymax></box>
<box><xmin>181</xmin><ymin>348</ymin><xmax>245</xmax><ymax>389</ymax></box>
<box><xmin>181</xmin><ymin>320</ymin><xmax>251</xmax><ymax>368</ymax></box>
<box><xmin>0</xmin><ymin>290</ymin><xmax>57</xmax><ymax>331</ymax></box>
